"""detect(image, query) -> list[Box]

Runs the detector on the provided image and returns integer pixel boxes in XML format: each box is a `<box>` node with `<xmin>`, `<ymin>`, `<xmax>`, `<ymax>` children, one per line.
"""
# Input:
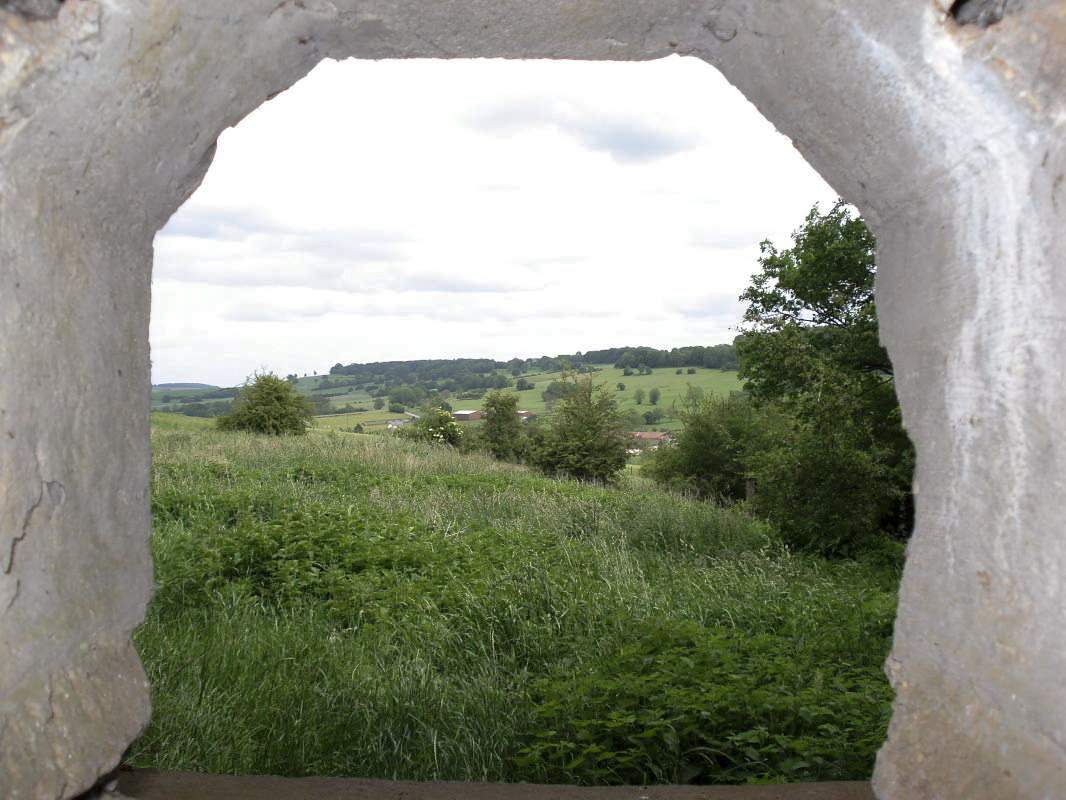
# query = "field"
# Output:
<box><xmin>151</xmin><ymin>365</ymin><xmax>740</xmax><ymax>433</ymax></box>
<box><xmin>508</xmin><ymin>366</ymin><xmax>741</xmax><ymax>430</ymax></box>
<box><xmin>303</xmin><ymin>366</ymin><xmax>740</xmax><ymax>434</ymax></box>
<box><xmin>132</xmin><ymin>415</ymin><xmax>898</xmax><ymax>785</ymax></box>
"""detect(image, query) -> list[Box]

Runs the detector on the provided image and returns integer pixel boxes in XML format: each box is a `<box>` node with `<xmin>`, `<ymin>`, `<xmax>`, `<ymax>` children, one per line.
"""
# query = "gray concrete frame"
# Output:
<box><xmin>1</xmin><ymin>2</ymin><xmax>1064</xmax><ymax>798</ymax></box>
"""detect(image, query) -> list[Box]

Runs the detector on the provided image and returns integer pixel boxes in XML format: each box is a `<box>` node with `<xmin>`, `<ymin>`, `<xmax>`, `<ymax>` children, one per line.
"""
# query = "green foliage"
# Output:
<box><xmin>529</xmin><ymin>378</ymin><xmax>630</xmax><ymax>485</ymax></box>
<box><xmin>633</xmin><ymin>388</ymin><xmax>645</xmax><ymax>405</ymax></box>
<box><xmin>648</xmin><ymin>393</ymin><xmax>777</xmax><ymax>502</ymax></box>
<box><xmin>734</xmin><ymin>201</ymin><xmax>913</xmax><ymax>554</ymax></box>
<box><xmin>481</xmin><ymin>390</ymin><xmax>524</xmax><ymax>461</ymax></box>
<box><xmin>410</xmin><ymin>407</ymin><xmax>464</xmax><ymax>447</ymax></box>
<box><xmin>516</xmin><ymin>378</ymin><xmax>535</xmax><ymax>391</ymax></box>
<box><xmin>215</xmin><ymin>373</ymin><xmax>313</xmax><ymax>436</ymax></box>
<box><xmin>649</xmin><ymin>387</ymin><xmax>661</xmax><ymax>405</ymax></box>
<box><xmin>517</xmin><ymin>621</ymin><xmax>891</xmax><ymax>785</ymax></box>
<box><xmin>616</xmin><ymin>382</ymin><xmax>625</xmax><ymax>391</ymax></box>
<box><xmin>137</xmin><ymin>425</ymin><xmax>898</xmax><ymax>784</ymax></box>
<box><xmin>373</xmin><ymin>397</ymin><xmax>385</xmax><ymax>410</ymax></box>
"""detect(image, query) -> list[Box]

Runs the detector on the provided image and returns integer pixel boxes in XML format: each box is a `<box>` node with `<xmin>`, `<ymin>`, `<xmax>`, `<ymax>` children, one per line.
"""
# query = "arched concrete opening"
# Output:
<box><xmin>1</xmin><ymin>3</ymin><xmax>1064</xmax><ymax>798</ymax></box>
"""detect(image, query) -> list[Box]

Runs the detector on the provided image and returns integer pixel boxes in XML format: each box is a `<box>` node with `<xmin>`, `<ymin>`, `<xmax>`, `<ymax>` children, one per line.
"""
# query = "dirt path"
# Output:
<box><xmin>118</xmin><ymin>769</ymin><xmax>875</xmax><ymax>800</ymax></box>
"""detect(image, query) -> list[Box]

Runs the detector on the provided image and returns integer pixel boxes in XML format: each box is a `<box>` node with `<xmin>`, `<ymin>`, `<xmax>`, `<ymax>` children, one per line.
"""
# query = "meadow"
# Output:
<box><xmin>132</xmin><ymin>413</ymin><xmax>897</xmax><ymax>785</ymax></box>
<box><xmin>293</xmin><ymin>366</ymin><xmax>739</xmax><ymax>434</ymax></box>
<box><xmin>508</xmin><ymin>366</ymin><xmax>741</xmax><ymax>430</ymax></box>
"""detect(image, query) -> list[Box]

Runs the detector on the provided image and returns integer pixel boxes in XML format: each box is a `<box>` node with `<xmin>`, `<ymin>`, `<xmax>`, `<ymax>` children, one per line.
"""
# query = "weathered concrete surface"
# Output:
<box><xmin>1</xmin><ymin>2</ymin><xmax>1064</xmax><ymax>798</ymax></box>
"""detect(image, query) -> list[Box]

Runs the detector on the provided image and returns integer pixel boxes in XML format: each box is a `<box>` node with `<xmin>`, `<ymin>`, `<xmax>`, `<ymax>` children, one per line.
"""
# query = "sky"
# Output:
<box><xmin>150</xmin><ymin>56</ymin><xmax>836</xmax><ymax>387</ymax></box>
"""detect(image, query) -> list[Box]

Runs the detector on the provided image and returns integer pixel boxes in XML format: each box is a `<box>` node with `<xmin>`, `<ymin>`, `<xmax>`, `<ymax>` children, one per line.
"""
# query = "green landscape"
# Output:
<box><xmin>134</xmin><ymin>414</ymin><xmax>897</xmax><ymax>784</ymax></box>
<box><xmin>135</xmin><ymin>202</ymin><xmax>911</xmax><ymax>786</ymax></box>
<box><xmin>152</xmin><ymin>352</ymin><xmax>741</xmax><ymax>435</ymax></box>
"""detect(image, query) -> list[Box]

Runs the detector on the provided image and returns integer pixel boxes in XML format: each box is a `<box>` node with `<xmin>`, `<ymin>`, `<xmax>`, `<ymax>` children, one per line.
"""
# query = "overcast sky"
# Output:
<box><xmin>151</xmin><ymin>56</ymin><xmax>836</xmax><ymax>387</ymax></box>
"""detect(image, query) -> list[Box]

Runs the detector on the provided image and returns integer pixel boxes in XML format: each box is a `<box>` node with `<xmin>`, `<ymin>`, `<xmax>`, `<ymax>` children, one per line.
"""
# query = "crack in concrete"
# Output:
<box><xmin>1</xmin><ymin>576</ymin><xmax>19</xmax><ymax>613</ymax></box>
<box><xmin>3</xmin><ymin>451</ymin><xmax>43</xmax><ymax>575</ymax></box>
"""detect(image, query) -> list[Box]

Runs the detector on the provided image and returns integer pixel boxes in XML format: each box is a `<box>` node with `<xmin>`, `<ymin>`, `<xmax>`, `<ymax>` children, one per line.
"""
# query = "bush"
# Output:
<box><xmin>646</xmin><ymin>393</ymin><xmax>780</xmax><ymax>503</ymax></box>
<box><xmin>528</xmin><ymin>377</ymin><xmax>630</xmax><ymax>485</ymax></box>
<box><xmin>481</xmin><ymin>390</ymin><xmax>524</xmax><ymax>461</ymax></box>
<box><xmin>412</xmin><ymin>407</ymin><xmax>464</xmax><ymax>447</ymax></box>
<box><xmin>215</xmin><ymin>374</ymin><xmax>313</xmax><ymax>436</ymax></box>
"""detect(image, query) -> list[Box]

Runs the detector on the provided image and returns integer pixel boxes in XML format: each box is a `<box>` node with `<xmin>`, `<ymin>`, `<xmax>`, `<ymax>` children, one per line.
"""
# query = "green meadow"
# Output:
<box><xmin>131</xmin><ymin>414</ymin><xmax>897</xmax><ymax>785</ymax></box>
<box><xmin>305</xmin><ymin>366</ymin><xmax>741</xmax><ymax>433</ymax></box>
<box><xmin>509</xmin><ymin>366</ymin><xmax>741</xmax><ymax>429</ymax></box>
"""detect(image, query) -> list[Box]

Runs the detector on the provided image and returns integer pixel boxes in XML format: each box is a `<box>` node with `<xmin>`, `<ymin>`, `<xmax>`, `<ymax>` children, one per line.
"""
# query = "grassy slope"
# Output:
<box><xmin>133</xmin><ymin>422</ymin><xmax>897</xmax><ymax>785</ymax></box>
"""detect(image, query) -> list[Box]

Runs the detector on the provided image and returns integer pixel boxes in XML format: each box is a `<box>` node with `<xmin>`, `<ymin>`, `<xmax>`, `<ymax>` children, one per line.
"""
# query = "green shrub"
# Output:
<box><xmin>481</xmin><ymin>390</ymin><xmax>524</xmax><ymax>461</ymax></box>
<box><xmin>528</xmin><ymin>378</ymin><xmax>630</xmax><ymax>485</ymax></box>
<box><xmin>216</xmin><ymin>374</ymin><xmax>313</xmax><ymax>436</ymax></box>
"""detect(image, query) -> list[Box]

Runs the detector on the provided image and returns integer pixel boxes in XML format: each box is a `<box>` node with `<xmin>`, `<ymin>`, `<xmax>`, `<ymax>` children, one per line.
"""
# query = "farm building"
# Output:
<box><xmin>452</xmin><ymin>410</ymin><xmax>483</xmax><ymax>421</ymax></box>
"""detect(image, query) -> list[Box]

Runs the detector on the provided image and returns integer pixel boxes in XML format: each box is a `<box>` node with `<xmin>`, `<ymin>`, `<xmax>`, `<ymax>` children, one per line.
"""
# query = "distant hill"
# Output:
<box><xmin>153</xmin><ymin>343</ymin><xmax>739</xmax><ymax>421</ymax></box>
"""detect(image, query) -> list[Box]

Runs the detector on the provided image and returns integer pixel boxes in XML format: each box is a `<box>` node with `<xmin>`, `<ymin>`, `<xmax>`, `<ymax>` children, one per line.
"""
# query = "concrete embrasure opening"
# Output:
<box><xmin>2</xmin><ymin>3</ymin><xmax>1065</xmax><ymax>799</ymax></box>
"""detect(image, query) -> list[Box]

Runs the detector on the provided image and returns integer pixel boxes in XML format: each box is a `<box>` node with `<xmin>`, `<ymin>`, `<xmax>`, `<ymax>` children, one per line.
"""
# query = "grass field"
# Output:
<box><xmin>313</xmin><ymin>410</ymin><xmax>403</xmax><ymax>430</ymax></box>
<box><xmin>132</xmin><ymin>417</ymin><xmax>897</xmax><ymax>785</ymax></box>
<box><xmin>510</xmin><ymin>366</ymin><xmax>741</xmax><ymax>430</ymax></box>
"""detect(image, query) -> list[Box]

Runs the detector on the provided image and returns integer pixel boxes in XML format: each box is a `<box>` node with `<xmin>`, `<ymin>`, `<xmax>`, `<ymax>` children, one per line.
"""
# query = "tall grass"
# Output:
<box><xmin>132</xmin><ymin>424</ymin><xmax>898</xmax><ymax>784</ymax></box>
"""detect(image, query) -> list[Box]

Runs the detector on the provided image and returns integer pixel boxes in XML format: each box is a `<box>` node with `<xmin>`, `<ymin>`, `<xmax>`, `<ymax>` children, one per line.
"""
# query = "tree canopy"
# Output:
<box><xmin>216</xmin><ymin>373</ymin><xmax>314</xmax><ymax>436</ymax></box>
<box><xmin>653</xmin><ymin>201</ymin><xmax>914</xmax><ymax>555</ymax></box>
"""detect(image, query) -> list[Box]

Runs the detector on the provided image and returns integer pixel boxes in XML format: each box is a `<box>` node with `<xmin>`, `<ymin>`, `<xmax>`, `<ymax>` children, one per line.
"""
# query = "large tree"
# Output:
<box><xmin>736</xmin><ymin>201</ymin><xmax>914</xmax><ymax>551</ymax></box>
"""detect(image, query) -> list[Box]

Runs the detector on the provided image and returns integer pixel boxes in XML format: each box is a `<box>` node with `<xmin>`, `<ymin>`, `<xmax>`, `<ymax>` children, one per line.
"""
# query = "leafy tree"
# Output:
<box><xmin>616</xmin><ymin>382</ymin><xmax>626</xmax><ymax>391</ymax></box>
<box><xmin>649</xmin><ymin>387</ymin><xmax>661</xmax><ymax>406</ymax></box>
<box><xmin>373</xmin><ymin>397</ymin><xmax>385</xmax><ymax>410</ymax></box>
<box><xmin>529</xmin><ymin>377</ymin><xmax>630</xmax><ymax>484</ymax></box>
<box><xmin>735</xmin><ymin>200</ymin><xmax>913</xmax><ymax>552</ymax></box>
<box><xmin>388</xmin><ymin>402</ymin><xmax>405</xmax><ymax>414</ymax></box>
<box><xmin>216</xmin><ymin>373</ymin><xmax>314</xmax><ymax>436</ymax></box>
<box><xmin>516</xmin><ymin>378</ymin><xmax>535</xmax><ymax>391</ymax></box>
<box><xmin>687</xmin><ymin>368</ymin><xmax>697</xmax><ymax>375</ymax></box>
<box><xmin>643</xmin><ymin>408</ymin><xmax>665</xmax><ymax>425</ymax></box>
<box><xmin>633</xmin><ymin>388</ymin><xmax>646</xmax><ymax>405</ymax></box>
<box><xmin>481</xmin><ymin>390</ymin><xmax>524</xmax><ymax>461</ymax></box>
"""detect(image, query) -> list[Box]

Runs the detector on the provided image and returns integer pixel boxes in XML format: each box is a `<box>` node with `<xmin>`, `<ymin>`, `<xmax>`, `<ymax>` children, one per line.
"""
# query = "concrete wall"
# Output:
<box><xmin>1</xmin><ymin>2</ymin><xmax>1063</xmax><ymax>797</ymax></box>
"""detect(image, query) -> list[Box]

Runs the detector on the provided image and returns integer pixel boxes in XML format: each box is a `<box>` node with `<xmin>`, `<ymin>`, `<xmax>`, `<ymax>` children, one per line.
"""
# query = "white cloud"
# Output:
<box><xmin>150</xmin><ymin>56</ymin><xmax>837</xmax><ymax>386</ymax></box>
